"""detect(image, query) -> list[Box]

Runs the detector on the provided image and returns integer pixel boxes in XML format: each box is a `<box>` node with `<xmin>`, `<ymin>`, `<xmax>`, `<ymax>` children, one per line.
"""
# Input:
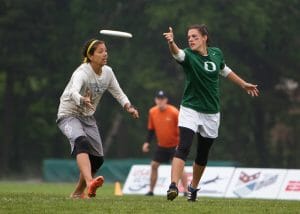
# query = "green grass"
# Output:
<box><xmin>0</xmin><ymin>182</ymin><xmax>299</xmax><ymax>214</ymax></box>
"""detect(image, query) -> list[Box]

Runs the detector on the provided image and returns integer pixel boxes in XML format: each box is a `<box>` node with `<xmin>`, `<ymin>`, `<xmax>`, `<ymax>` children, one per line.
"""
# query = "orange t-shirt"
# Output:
<box><xmin>147</xmin><ymin>104</ymin><xmax>179</xmax><ymax>148</ymax></box>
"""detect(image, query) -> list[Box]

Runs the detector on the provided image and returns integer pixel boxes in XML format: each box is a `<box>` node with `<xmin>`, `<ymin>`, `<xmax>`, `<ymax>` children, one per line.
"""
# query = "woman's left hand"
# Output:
<box><xmin>125</xmin><ymin>104</ymin><xmax>139</xmax><ymax>119</ymax></box>
<box><xmin>243</xmin><ymin>82</ymin><xmax>259</xmax><ymax>97</ymax></box>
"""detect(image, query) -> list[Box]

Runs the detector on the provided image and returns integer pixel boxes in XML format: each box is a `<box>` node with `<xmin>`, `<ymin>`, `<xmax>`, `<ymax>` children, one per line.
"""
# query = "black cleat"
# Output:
<box><xmin>187</xmin><ymin>184</ymin><xmax>200</xmax><ymax>202</ymax></box>
<box><xmin>167</xmin><ymin>182</ymin><xmax>178</xmax><ymax>201</ymax></box>
<box><xmin>145</xmin><ymin>191</ymin><xmax>154</xmax><ymax>196</ymax></box>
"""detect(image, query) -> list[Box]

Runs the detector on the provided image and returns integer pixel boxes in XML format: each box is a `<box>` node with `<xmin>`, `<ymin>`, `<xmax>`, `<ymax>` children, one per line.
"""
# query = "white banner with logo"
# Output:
<box><xmin>122</xmin><ymin>165</ymin><xmax>170</xmax><ymax>195</ymax></box>
<box><xmin>225</xmin><ymin>168</ymin><xmax>287</xmax><ymax>199</ymax></box>
<box><xmin>122</xmin><ymin>165</ymin><xmax>235</xmax><ymax>197</ymax></box>
<box><xmin>184</xmin><ymin>166</ymin><xmax>235</xmax><ymax>197</ymax></box>
<box><xmin>277</xmin><ymin>169</ymin><xmax>300</xmax><ymax>200</ymax></box>
<box><xmin>123</xmin><ymin>165</ymin><xmax>300</xmax><ymax>200</ymax></box>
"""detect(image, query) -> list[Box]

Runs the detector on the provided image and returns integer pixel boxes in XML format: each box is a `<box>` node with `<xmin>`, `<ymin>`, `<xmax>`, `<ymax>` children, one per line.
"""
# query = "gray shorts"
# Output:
<box><xmin>57</xmin><ymin>116</ymin><xmax>103</xmax><ymax>156</ymax></box>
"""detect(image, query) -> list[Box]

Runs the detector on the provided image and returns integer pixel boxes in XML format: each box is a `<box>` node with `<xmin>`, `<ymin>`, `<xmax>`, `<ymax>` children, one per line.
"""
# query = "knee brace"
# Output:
<box><xmin>89</xmin><ymin>155</ymin><xmax>104</xmax><ymax>174</ymax></box>
<box><xmin>174</xmin><ymin>144</ymin><xmax>191</xmax><ymax>161</ymax></box>
<box><xmin>195</xmin><ymin>152</ymin><xmax>209</xmax><ymax>166</ymax></box>
<box><xmin>194</xmin><ymin>135</ymin><xmax>214</xmax><ymax>166</ymax></box>
<box><xmin>73</xmin><ymin>136</ymin><xmax>90</xmax><ymax>156</ymax></box>
<box><xmin>174</xmin><ymin>127</ymin><xmax>195</xmax><ymax>161</ymax></box>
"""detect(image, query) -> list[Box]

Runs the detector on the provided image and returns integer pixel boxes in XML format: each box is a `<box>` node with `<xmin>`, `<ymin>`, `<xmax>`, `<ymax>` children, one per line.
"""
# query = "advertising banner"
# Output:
<box><xmin>179</xmin><ymin>167</ymin><xmax>235</xmax><ymax>197</ymax></box>
<box><xmin>225</xmin><ymin>168</ymin><xmax>287</xmax><ymax>199</ymax></box>
<box><xmin>122</xmin><ymin>165</ymin><xmax>171</xmax><ymax>195</ymax></box>
<box><xmin>277</xmin><ymin>169</ymin><xmax>300</xmax><ymax>200</ymax></box>
<box><xmin>123</xmin><ymin>165</ymin><xmax>235</xmax><ymax>197</ymax></box>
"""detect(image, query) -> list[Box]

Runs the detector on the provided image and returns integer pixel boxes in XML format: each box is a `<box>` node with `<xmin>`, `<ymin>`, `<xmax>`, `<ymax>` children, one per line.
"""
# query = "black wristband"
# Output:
<box><xmin>146</xmin><ymin>129</ymin><xmax>155</xmax><ymax>143</ymax></box>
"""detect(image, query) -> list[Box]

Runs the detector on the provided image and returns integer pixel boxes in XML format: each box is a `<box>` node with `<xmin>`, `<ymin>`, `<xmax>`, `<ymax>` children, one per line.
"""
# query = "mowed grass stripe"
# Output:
<box><xmin>0</xmin><ymin>182</ymin><xmax>299</xmax><ymax>214</ymax></box>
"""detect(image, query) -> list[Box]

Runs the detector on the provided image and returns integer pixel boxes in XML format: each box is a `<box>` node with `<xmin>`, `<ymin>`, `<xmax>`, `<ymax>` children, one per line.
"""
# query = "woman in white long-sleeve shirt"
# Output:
<box><xmin>57</xmin><ymin>39</ymin><xmax>139</xmax><ymax>199</ymax></box>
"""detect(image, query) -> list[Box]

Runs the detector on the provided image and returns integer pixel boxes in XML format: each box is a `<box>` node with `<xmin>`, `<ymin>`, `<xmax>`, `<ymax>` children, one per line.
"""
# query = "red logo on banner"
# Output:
<box><xmin>285</xmin><ymin>181</ymin><xmax>300</xmax><ymax>192</ymax></box>
<box><xmin>239</xmin><ymin>171</ymin><xmax>261</xmax><ymax>183</ymax></box>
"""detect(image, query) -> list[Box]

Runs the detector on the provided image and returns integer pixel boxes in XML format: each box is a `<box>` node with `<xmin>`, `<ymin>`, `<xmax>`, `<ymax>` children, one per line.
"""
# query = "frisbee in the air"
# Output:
<box><xmin>99</xmin><ymin>30</ymin><xmax>133</xmax><ymax>38</ymax></box>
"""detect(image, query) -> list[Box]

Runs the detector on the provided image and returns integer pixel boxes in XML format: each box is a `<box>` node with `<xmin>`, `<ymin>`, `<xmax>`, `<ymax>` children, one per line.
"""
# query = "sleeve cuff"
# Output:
<box><xmin>220</xmin><ymin>65</ymin><xmax>233</xmax><ymax>77</ymax></box>
<box><xmin>146</xmin><ymin>129</ymin><xmax>155</xmax><ymax>143</ymax></box>
<box><xmin>172</xmin><ymin>49</ymin><xmax>185</xmax><ymax>62</ymax></box>
<box><xmin>121</xmin><ymin>98</ymin><xmax>130</xmax><ymax>108</ymax></box>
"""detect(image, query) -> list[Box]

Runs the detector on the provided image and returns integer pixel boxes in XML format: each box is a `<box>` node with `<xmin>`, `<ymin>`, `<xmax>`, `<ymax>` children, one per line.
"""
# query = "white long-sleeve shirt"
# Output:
<box><xmin>57</xmin><ymin>63</ymin><xmax>130</xmax><ymax>118</ymax></box>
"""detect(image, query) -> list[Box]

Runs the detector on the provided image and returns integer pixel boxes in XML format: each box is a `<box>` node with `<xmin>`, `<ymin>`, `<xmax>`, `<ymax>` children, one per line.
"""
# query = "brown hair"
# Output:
<box><xmin>188</xmin><ymin>24</ymin><xmax>210</xmax><ymax>44</ymax></box>
<box><xmin>82</xmin><ymin>39</ymin><xmax>105</xmax><ymax>63</ymax></box>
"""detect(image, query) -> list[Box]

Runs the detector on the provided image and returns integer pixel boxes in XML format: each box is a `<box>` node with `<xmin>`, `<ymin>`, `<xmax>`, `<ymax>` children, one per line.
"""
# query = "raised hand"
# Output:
<box><xmin>163</xmin><ymin>27</ymin><xmax>174</xmax><ymax>43</ymax></box>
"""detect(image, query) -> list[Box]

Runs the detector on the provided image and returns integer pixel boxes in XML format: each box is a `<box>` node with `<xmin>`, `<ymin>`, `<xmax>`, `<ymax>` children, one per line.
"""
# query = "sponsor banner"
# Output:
<box><xmin>122</xmin><ymin>165</ymin><xmax>235</xmax><ymax>197</ymax></box>
<box><xmin>179</xmin><ymin>167</ymin><xmax>235</xmax><ymax>197</ymax></box>
<box><xmin>122</xmin><ymin>165</ymin><xmax>171</xmax><ymax>195</ymax></box>
<box><xmin>278</xmin><ymin>169</ymin><xmax>300</xmax><ymax>200</ymax></box>
<box><xmin>225</xmin><ymin>168</ymin><xmax>287</xmax><ymax>199</ymax></box>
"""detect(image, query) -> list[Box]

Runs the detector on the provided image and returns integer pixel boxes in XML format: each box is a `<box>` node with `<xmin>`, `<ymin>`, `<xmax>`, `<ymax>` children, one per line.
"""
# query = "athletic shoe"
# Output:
<box><xmin>167</xmin><ymin>182</ymin><xmax>178</xmax><ymax>201</ymax></box>
<box><xmin>183</xmin><ymin>192</ymin><xmax>188</xmax><ymax>197</ymax></box>
<box><xmin>187</xmin><ymin>184</ymin><xmax>200</xmax><ymax>202</ymax></box>
<box><xmin>87</xmin><ymin>176</ymin><xmax>104</xmax><ymax>197</ymax></box>
<box><xmin>145</xmin><ymin>191</ymin><xmax>154</xmax><ymax>196</ymax></box>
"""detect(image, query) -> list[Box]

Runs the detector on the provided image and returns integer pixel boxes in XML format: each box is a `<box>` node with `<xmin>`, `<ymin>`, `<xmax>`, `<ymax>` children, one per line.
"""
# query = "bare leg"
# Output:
<box><xmin>191</xmin><ymin>163</ymin><xmax>206</xmax><ymax>189</ymax></box>
<box><xmin>171</xmin><ymin>157</ymin><xmax>185</xmax><ymax>185</ymax></box>
<box><xmin>149</xmin><ymin>161</ymin><xmax>160</xmax><ymax>192</ymax></box>
<box><xmin>71</xmin><ymin>173</ymin><xmax>87</xmax><ymax>197</ymax></box>
<box><xmin>76</xmin><ymin>153</ymin><xmax>93</xmax><ymax>188</ymax></box>
<box><xmin>181</xmin><ymin>170</ymin><xmax>188</xmax><ymax>192</ymax></box>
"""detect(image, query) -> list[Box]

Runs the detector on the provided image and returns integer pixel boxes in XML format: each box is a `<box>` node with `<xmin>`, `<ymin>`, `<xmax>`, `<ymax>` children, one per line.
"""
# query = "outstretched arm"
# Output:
<box><xmin>227</xmin><ymin>72</ymin><xmax>259</xmax><ymax>97</ymax></box>
<box><xmin>108</xmin><ymin>72</ymin><xmax>139</xmax><ymax>119</ymax></box>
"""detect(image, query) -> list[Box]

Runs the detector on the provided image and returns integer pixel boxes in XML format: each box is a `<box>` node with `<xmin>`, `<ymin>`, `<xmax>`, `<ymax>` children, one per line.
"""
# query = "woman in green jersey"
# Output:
<box><xmin>163</xmin><ymin>24</ymin><xmax>259</xmax><ymax>201</ymax></box>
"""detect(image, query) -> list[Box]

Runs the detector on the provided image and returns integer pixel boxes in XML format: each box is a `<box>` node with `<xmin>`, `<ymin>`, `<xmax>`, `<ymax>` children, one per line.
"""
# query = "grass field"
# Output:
<box><xmin>0</xmin><ymin>182</ymin><xmax>299</xmax><ymax>214</ymax></box>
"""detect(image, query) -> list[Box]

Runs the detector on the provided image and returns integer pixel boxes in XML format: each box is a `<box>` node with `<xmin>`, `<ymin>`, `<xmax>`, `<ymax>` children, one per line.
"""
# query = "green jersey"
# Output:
<box><xmin>178</xmin><ymin>47</ymin><xmax>228</xmax><ymax>114</ymax></box>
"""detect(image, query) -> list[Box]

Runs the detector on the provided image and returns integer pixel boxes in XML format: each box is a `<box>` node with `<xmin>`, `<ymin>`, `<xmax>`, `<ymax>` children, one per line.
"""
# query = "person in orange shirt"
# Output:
<box><xmin>142</xmin><ymin>90</ymin><xmax>188</xmax><ymax>196</ymax></box>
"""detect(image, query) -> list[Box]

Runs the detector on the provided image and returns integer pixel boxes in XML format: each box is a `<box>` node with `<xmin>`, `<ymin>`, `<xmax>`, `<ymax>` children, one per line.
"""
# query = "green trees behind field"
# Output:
<box><xmin>0</xmin><ymin>0</ymin><xmax>299</xmax><ymax>176</ymax></box>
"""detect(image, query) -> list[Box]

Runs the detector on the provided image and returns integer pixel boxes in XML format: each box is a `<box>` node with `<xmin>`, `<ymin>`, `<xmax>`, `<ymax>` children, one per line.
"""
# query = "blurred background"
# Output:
<box><xmin>0</xmin><ymin>0</ymin><xmax>299</xmax><ymax>179</ymax></box>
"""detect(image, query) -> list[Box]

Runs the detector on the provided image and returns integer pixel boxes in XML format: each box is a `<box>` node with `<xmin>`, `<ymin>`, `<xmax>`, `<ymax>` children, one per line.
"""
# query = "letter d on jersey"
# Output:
<box><xmin>204</xmin><ymin>61</ymin><xmax>217</xmax><ymax>72</ymax></box>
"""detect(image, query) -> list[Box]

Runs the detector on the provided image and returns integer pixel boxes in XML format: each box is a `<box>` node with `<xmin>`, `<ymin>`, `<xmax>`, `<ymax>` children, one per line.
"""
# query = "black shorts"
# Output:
<box><xmin>72</xmin><ymin>136</ymin><xmax>93</xmax><ymax>157</ymax></box>
<box><xmin>72</xmin><ymin>136</ymin><xmax>104</xmax><ymax>173</ymax></box>
<box><xmin>153</xmin><ymin>146</ymin><xmax>176</xmax><ymax>163</ymax></box>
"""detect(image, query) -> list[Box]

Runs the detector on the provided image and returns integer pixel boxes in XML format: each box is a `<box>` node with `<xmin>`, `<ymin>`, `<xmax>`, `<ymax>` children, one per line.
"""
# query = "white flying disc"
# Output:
<box><xmin>99</xmin><ymin>30</ymin><xmax>133</xmax><ymax>38</ymax></box>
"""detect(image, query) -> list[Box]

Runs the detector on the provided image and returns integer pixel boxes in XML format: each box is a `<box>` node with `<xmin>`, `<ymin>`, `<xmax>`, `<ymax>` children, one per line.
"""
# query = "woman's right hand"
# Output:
<box><xmin>163</xmin><ymin>27</ymin><xmax>174</xmax><ymax>43</ymax></box>
<box><xmin>81</xmin><ymin>89</ymin><xmax>95</xmax><ymax>111</ymax></box>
